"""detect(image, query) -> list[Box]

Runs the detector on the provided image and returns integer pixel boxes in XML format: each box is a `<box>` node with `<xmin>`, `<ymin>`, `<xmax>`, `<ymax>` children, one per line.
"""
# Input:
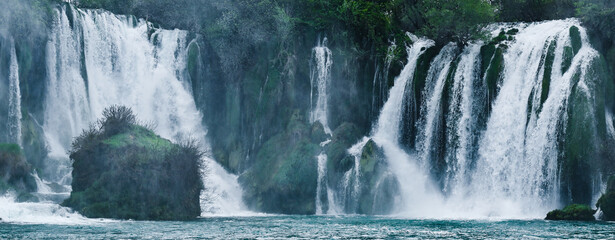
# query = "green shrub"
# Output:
<box><xmin>545</xmin><ymin>204</ymin><xmax>596</xmax><ymax>221</ymax></box>
<box><xmin>63</xmin><ymin>106</ymin><xmax>203</xmax><ymax>220</ymax></box>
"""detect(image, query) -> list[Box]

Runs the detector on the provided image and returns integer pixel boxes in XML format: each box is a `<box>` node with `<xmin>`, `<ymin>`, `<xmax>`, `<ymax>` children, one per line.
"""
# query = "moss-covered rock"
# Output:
<box><xmin>596</xmin><ymin>176</ymin><xmax>615</xmax><ymax>221</ymax></box>
<box><xmin>62</xmin><ymin>106</ymin><xmax>203</xmax><ymax>220</ymax></box>
<box><xmin>480</xmin><ymin>43</ymin><xmax>505</xmax><ymax>113</ymax></box>
<box><xmin>238</xmin><ymin>109</ymin><xmax>320</xmax><ymax>214</ymax></box>
<box><xmin>545</xmin><ymin>204</ymin><xmax>596</xmax><ymax>221</ymax></box>
<box><xmin>570</xmin><ymin>26</ymin><xmax>582</xmax><ymax>55</ymax></box>
<box><xmin>355</xmin><ymin>139</ymin><xmax>398</xmax><ymax>215</ymax></box>
<box><xmin>325</xmin><ymin>122</ymin><xmax>361</xmax><ymax>175</ymax></box>
<box><xmin>0</xmin><ymin>143</ymin><xmax>37</xmax><ymax>199</ymax></box>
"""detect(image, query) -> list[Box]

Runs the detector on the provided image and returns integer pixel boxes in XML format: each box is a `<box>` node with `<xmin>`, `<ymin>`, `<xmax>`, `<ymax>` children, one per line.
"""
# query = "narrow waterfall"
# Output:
<box><xmin>8</xmin><ymin>40</ymin><xmax>21</xmax><ymax>146</ymax></box>
<box><xmin>310</xmin><ymin>37</ymin><xmax>332</xmax><ymax>133</ymax></box>
<box><xmin>443</xmin><ymin>43</ymin><xmax>483</xmax><ymax>196</ymax></box>
<box><xmin>310</xmin><ymin>37</ymin><xmax>333</xmax><ymax>214</ymax></box>
<box><xmin>416</xmin><ymin>43</ymin><xmax>458</xmax><ymax>168</ymax></box>
<box><xmin>40</xmin><ymin>5</ymin><xmax>246</xmax><ymax>215</ymax></box>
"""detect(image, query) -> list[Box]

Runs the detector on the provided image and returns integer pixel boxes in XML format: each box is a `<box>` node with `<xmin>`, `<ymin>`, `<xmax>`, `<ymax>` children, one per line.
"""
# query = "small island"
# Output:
<box><xmin>62</xmin><ymin>106</ymin><xmax>203</xmax><ymax>220</ymax></box>
<box><xmin>545</xmin><ymin>204</ymin><xmax>596</xmax><ymax>221</ymax></box>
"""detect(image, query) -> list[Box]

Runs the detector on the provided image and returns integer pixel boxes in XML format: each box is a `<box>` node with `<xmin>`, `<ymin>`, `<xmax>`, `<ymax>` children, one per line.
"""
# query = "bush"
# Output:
<box><xmin>418</xmin><ymin>0</ymin><xmax>495</xmax><ymax>44</ymax></box>
<box><xmin>545</xmin><ymin>204</ymin><xmax>596</xmax><ymax>221</ymax></box>
<box><xmin>64</xmin><ymin>106</ymin><xmax>203</xmax><ymax>220</ymax></box>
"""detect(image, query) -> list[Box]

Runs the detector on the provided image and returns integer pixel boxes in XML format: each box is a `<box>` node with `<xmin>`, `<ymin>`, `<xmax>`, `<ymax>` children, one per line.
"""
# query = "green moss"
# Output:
<box><xmin>562</xmin><ymin>71</ymin><xmax>598</xmax><ymax>205</ymax></box>
<box><xmin>545</xmin><ymin>204</ymin><xmax>596</xmax><ymax>221</ymax></box>
<box><xmin>359</xmin><ymin>140</ymin><xmax>380</xmax><ymax>174</ymax></box>
<box><xmin>0</xmin><ymin>143</ymin><xmax>22</xmax><ymax>155</ymax></box>
<box><xmin>570</xmin><ymin>26</ymin><xmax>582</xmax><ymax>55</ymax></box>
<box><xmin>540</xmin><ymin>41</ymin><xmax>557</xmax><ymax>111</ymax></box>
<box><xmin>63</xmin><ymin>106</ymin><xmax>202</xmax><ymax>220</ymax></box>
<box><xmin>238</xmin><ymin>109</ymin><xmax>319</xmax><ymax>214</ymax></box>
<box><xmin>596</xmin><ymin>176</ymin><xmax>615</xmax><ymax>221</ymax></box>
<box><xmin>102</xmin><ymin>125</ymin><xmax>172</xmax><ymax>150</ymax></box>
<box><xmin>561</xmin><ymin>46</ymin><xmax>574</xmax><ymax>73</ymax></box>
<box><xmin>506</xmin><ymin>28</ymin><xmax>519</xmax><ymax>35</ymax></box>
<box><xmin>482</xmin><ymin>45</ymin><xmax>505</xmax><ymax>111</ymax></box>
<box><xmin>0</xmin><ymin>144</ymin><xmax>37</xmax><ymax>195</ymax></box>
<box><xmin>326</xmin><ymin>123</ymin><xmax>361</xmax><ymax>174</ymax></box>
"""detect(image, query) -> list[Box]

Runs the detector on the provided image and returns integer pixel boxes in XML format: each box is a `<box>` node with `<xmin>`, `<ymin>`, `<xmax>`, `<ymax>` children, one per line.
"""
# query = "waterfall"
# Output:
<box><xmin>416</xmin><ymin>43</ymin><xmax>458</xmax><ymax>168</ymax></box>
<box><xmin>310</xmin><ymin>37</ymin><xmax>332</xmax><ymax>133</ymax></box>
<box><xmin>443</xmin><ymin>43</ymin><xmax>483</xmax><ymax>195</ymax></box>
<box><xmin>310</xmin><ymin>37</ymin><xmax>334</xmax><ymax>214</ymax></box>
<box><xmin>315</xmin><ymin>151</ymin><xmax>328</xmax><ymax>215</ymax></box>
<box><xmin>469</xmin><ymin>19</ymin><xmax>597</xmax><ymax>217</ymax></box>
<box><xmin>40</xmin><ymin>5</ymin><xmax>246</xmax><ymax>215</ymax></box>
<box><xmin>370</xmin><ymin>34</ymin><xmax>447</xmax><ymax>216</ymax></box>
<box><xmin>8</xmin><ymin>40</ymin><xmax>21</xmax><ymax>146</ymax></box>
<box><xmin>338</xmin><ymin>20</ymin><xmax>601</xmax><ymax>218</ymax></box>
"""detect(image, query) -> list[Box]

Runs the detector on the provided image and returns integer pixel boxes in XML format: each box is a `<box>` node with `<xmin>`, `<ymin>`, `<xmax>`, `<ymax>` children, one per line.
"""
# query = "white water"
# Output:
<box><xmin>315</xmin><ymin>152</ymin><xmax>328</xmax><ymax>214</ymax></box>
<box><xmin>0</xmin><ymin>194</ymin><xmax>111</xmax><ymax>225</ymax></box>
<box><xmin>8</xmin><ymin>40</ymin><xmax>22</xmax><ymax>146</ymax></box>
<box><xmin>416</xmin><ymin>43</ymin><xmax>458</xmax><ymax>167</ymax></box>
<box><xmin>337</xmin><ymin>20</ymin><xmax>601</xmax><ymax>219</ymax></box>
<box><xmin>310</xmin><ymin>37</ymin><xmax>332</xmax><ymax>134</ymax></box>
<box><xmin>310</xmin><ymin>38</ymin><xmax>335</xmax><ymax>214</ymax></box>
<box><xmin>443</xmin><ymin>43</ymin><xmax>482</xmax><ymax>195</ymax></box>
<box><xmin>468</xmin><ymin>19</ymin><xmax>597</xmax><ymax>217</ymax></box>
<box><xmin>33</xmin><ymin>6</ymin><xmax>247</xmax><ymax>219</ymax></box>
<box><xmin>363</xmin><ymin>34</ymin><xmax>447</xmax><ymax>217</ymax></box>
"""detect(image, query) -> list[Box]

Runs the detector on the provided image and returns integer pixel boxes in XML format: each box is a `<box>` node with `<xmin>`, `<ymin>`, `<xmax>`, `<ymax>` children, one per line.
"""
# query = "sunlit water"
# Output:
<box><xmin>1</xmin><ymin>216</ymin><xmax>614</xmax><ymax>239</ymax></box>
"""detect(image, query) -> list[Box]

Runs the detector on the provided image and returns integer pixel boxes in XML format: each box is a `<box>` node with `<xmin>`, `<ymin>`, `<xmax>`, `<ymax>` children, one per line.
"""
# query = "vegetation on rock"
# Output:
<box><xmin>596</xmin><ymin>176</ymin><xmax>615</xmax><ymax>221</ymax></box>
<box><xmin>545</xmin><ymin>204</ymin><xmax>596</xmax><ymax>221</ymax></box>
<box><xmin>238</xmin><ymin>110</ymin><xmax>321</xmax><ymax>214</ymax></box>
<box><xmin>0</xmin><ymin>143</ymin><xmax>37</xmax><ymax>201</ymax></box>
<box><xmin>62</xmin><ymin>106</ymin><xmax>203</xmax><ymax>220</ymax></box>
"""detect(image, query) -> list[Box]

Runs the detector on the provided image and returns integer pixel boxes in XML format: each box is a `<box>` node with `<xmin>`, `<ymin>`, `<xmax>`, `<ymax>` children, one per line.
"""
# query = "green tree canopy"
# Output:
<box><xmin>419</xmin><ymin>0</ymin><xmax>496</xmax><ymax>44</ymax></box>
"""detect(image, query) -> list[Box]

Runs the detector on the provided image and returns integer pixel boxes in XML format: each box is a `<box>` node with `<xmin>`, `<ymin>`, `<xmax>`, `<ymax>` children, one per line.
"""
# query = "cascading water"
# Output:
<box><xmin>416</xmin><ymin>43</ymin><xmax>458</xmax><ymax>168</ymax></box>
<box><xmin>443</xmin><ymin>43</ymin><xmax>483</xmax><ymax>195</ymax></box>
<box><xmin>335</xmin><ymin>34</ymin><xmax>445</xmax><ymax>216</ymax></box>
<box><xmin>467</xmin><ymin>20</ymin><xmax>597</xmax><ymax>217</ymax></box>
<box><xmin>38</xmin><ymin>5</ymin><xmax>246</xmax><ymax>216</ymax></box>
<box><xmin>334</xmin><ymin>20</ymin><xmax>602</xmax><ymax>218</ymax></box>
<box><xmin>8</xmin><ymin>40</ymin><xmax>22</xmax><ymax>146</ymax></box>
<box><xmin>310</xmin><ymin>37</ymin><xmax>334</xmax><ymax>214</ymax></box>
<box><xmin>369</xmin><ymin>34</ymin><xmax>446</xmax><ymax>217</ymax></box>
<box><xmin>310</xmin><ymin>37</ymin><xmax>332</xmax><ymax>134</ymax></box>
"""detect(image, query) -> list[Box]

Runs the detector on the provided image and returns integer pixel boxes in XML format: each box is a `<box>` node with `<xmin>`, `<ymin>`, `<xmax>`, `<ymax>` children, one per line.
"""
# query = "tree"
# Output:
<box><xmin>419</xmin><ymin>0</ymin><xmax>496</xmax><ymax>44</ymax></box>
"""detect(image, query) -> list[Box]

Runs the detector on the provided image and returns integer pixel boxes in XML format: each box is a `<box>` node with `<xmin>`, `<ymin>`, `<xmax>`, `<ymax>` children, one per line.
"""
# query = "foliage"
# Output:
<box><xmin>495</xmin><ymin>0</ymin><xmax>575</xmax><ymax>22</ymax></box>
<box><xmin>418</xmin><ymin>0</ymin><xmax>495</xmax><ymax>44</ymax></box>
<box><xmin>545</xmin><ymin>204</ymin><xmax>596</xmax><ymax>221</ymax></box>
<box><xmin>99</xmin><ymin>105</ymin><xmax>137</xmax><ymax>136</ymax></box>
<box><xmin>64</xmin><ymin>106</ymin><xmax>203</xmax><ymax>220</ymax></box>
<box><xmin>596</xmin><ymin>176</ymin><xmax>615</xmax><ymax>221</ymax></box>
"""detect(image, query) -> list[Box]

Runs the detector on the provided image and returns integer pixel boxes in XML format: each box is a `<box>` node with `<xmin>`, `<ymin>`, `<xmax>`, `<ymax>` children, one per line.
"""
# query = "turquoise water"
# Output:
<box><xmin>1</xmin><ymin>216</ymin><xmax>614</xmax><ymax>239</ymax></box>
